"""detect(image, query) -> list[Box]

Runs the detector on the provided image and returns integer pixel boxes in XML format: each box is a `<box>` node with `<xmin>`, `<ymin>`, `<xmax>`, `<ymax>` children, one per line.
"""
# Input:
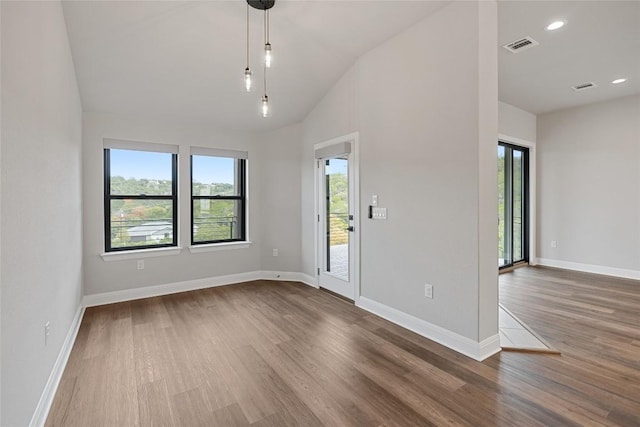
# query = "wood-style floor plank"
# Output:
<box><xmin>46</xmin><ymin>270</ymin><xmax>640</xmax><ymax>426</ymax></box>
<box><xmin>138</xmin><ymin>379</ymin><xmax>175</xmax><ymax>426</ymax></box>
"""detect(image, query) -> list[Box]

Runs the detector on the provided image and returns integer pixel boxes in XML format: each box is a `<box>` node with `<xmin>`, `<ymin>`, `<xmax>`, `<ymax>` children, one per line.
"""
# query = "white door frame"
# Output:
<box><xmin>314</xmin><ymin>132</ymin><xmax>360</xmax><ymax>302</ymax></box>
<box><xmin>498</xmin><ymin>133</ymin><xmax>536</xmax><ymax>266</ymax></box>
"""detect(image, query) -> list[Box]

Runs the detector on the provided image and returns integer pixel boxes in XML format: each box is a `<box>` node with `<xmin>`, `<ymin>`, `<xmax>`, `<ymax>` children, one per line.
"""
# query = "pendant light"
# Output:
<box><xmin>245</xmin><ymin>0</ymin><xmax>275</xmax><ymax>117</ymax></box>
<box><xmin>264</xmin><ymin>9</ymin><xmax>272</xmax><ymax>68</ymax></box>
<box><xmin>244</xmin><ymin>68</ymin><xmax>252</xmax><ymax>92</ymax></box>
<box><xmin>262</xmin><ymin>63</ymin><xmax>270</xmax><ymax>117</ymax></box>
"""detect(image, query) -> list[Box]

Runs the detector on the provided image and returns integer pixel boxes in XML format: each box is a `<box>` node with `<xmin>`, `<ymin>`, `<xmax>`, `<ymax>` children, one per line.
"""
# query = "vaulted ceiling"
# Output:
<box><xmin>62</xmin><ymin>1</ymin><xmax>640</xmax><ymax>132</ymax></box>
<box><xmin>62</xmin><ymin>1</ymin><xmax>448</xmax><ymax>132</ymax></box>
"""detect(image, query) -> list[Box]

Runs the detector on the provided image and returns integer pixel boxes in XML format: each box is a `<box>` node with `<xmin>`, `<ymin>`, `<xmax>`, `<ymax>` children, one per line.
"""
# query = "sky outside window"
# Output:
<box><xmin>110</xmin><ymin>149</ymin><xmax>235</xmax><ymax>184</ymax></box>
<box><xmin>110</xmin><ymin>149</ymin><xmax>172</xmax><ymax>180</ymax></box>
<box><xmin>192</xmin><ymin>156</ymin><xmax>235</xmax><ymax>185</ymax></box>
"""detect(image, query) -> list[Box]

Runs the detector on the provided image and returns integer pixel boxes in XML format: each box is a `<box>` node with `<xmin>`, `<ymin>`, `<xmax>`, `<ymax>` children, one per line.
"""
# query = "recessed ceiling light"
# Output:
<box><xmin>612</xmin><ymin>78</ymin><xmax>627</xmax><ymax>84</ymax></box>
<box><xmin>546</xmin><ymin>21</ymin><xmax>565</xmax><ymax>31</ymax></box>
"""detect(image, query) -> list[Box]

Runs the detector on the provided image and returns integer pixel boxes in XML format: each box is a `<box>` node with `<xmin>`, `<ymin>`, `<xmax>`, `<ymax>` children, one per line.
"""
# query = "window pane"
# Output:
<box><xmin>513</xmin><ymin>150</ymin><xmax>523</xmax><ymax>261</ymax></box>
<box><xmin>110</xmin><ymin>149</ymin><xmax>173</xmax><ymax>196</ymax></box>
<box><xmin>193</xmin><ymin>199</ymin><xmax>242</xmax><ymax>242</ymax></box>
<box><xmin>192</xmin><ymin>156</ymin><xmax>239</xmax><ymax>196</ymax></box>
<box><xmin>110</xmin><ymin>199</ymin><xmax>174</xmax><ymax>248</ymax></box>
<box><xmin>326</xmin><ymin>158</ymin><xmax>349</xmax><ymax>279</ymax></box>
<box><xmin>498</xmin><ymin>145</ymin><xmax>506</xmax><ymax>267</ymax></box>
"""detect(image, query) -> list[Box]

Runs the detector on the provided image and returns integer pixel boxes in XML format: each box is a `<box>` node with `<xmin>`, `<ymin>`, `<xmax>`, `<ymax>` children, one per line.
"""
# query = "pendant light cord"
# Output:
<box><xmin>264</xmin><ymin>9</ymin><xmax>268</xmax><ymax>95</ymax></box>
<box><xmin>246</xmin><ymin>2</ymin><xmax>250</xmax><ymax>68</ymax></box>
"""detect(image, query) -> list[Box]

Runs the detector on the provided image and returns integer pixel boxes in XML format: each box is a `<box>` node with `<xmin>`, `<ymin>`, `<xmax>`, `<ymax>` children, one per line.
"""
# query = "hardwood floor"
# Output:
<box><xmin>47</xmin><ymin>268</ymin><xmax>640</xmax><ymax>426</ymax></box>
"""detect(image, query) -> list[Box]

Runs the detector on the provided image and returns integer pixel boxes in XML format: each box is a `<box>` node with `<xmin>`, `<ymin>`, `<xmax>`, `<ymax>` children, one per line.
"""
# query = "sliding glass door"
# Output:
<box><xmin>498</xmin><ymin>142</ymin><xmax>529</xmax><ymax>268</ymax></box>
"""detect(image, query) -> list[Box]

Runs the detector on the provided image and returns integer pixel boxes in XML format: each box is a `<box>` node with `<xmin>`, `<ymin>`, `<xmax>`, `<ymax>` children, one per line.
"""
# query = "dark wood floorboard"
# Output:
<box><xmin>47</xmin><ymin>268</ymin><xmax>640</xmax><ymax>426</ymax></box>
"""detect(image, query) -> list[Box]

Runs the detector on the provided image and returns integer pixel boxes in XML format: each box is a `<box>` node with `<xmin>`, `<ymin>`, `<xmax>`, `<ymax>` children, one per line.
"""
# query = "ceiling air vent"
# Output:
<box><xmin>572</xmin><ymin>82</ymin><xmax>597</xmax><ymax>91</ymax></box>
<box><xmin>502</xmin><ymin>37</ymin><xmax>539</xmax><ymax>53</ymax></box>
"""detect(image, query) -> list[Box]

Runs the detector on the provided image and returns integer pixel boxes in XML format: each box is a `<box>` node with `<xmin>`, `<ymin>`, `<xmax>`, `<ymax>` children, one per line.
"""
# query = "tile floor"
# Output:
<box><xmin>499</xmin><ymin>306</ymin><xmax>550</xmax><ymax>350</ymax></box>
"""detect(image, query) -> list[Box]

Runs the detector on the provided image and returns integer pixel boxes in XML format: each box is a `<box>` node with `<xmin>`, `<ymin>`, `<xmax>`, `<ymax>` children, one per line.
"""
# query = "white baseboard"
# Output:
<box><xmin>536</xmin><ymin>258</ymin><xmax>640</xmax><ymax>281</ymax></box>
<box><xmin>356</xmin><ymin>297</ymin><xmax>501</xmax><ymax>361</ymax></box>
<box><xmin>83</xmin><ymin>271</ymin><xmax>321</xmax><ymax>307</ymax></box>
<box><xmin>83</xmin><ymin>271</ymin><xmax>264</xmax><ymax>307</ymax></box>
<box><xmin>477</xmin><ymin>334</ymin><xmax>502</xmax><ymax>361</ymax></box>
<box><xmin>29</xmin><ymin>303</ymin><xmax>85</xmax><ymax>427</ymax></box>
<box><xmin>299</xmin><ymin>273</ymin><xmax>318</xmax><ymax>288</ymax></box>
<box><xmin>259</xmin><ymin>271</ymin><xmax>318</xmax><ymax>288</ymax></box>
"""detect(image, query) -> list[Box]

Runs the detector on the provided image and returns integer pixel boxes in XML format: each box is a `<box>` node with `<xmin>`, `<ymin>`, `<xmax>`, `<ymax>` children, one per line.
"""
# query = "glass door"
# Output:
<box><xmin>317</xmin><ymin>154</ymin><xmax>356</xmax><ymax>300</ymax></box>
<box><xmin>498</xmin><ymin>142</ymin><xmax>529</xmax><ymax>268</ymax></box>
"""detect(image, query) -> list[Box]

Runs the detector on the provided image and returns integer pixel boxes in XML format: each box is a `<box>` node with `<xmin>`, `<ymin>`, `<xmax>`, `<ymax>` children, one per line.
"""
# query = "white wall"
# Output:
<box><xmin>303</xmin><ymin>1</ymin><xmax>498</xmax><ymax>345</ymax></box>
<box><xmin>477</xmin><ymin>2</ymin><xmax>499</xmax><ymax>342</ymax></box>
<box><xmin>258</xmin><ymin>124</ymin><xmax>303</xmax><ymax>273</ymax></box>
<box><xmin>499</xmin><ymin>101</ymin><xmax>536</xmax><ymax>143</ymax></box>
<box><xmin>0</xmin><ymin>4</ymin><xmax>3</xmax><ymax>422</ymax></box>
<box><xmin>83</xmin><ymin>113</ymin><xmax>303</xmax><ymax>295</ymax></box>
<box><xmin>537</xmin><ymin>95</ymin><xmax>640</xmax><ymax>277</ymax></box>
<box><xmin>83</xmin><ymin>113</ymin><xmax>261</xmax><ymax>295</ymax></box>
<box><xmin>1</xmin><ymin>2</ymin><xmax>83</xmax><ymax>425</ymax></box>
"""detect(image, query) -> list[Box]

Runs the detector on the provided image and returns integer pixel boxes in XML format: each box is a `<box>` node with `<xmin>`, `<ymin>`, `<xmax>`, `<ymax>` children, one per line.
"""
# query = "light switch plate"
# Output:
<box><xmin>372</xmin><ymin>207</ymin><xmax>387</xmax><ymax>220</ymax></box>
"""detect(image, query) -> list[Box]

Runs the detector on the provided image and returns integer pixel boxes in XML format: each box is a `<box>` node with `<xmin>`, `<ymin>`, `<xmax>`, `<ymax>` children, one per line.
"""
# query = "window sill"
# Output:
<box><xmin>101</xmin><ymin>246</ymin><xmax>183</xmax><ymax>261</ymax></box>
<box><xmin>188</xmin><ymin>241</ymin><xmax>252</xmax><ymax>253</ymax></box>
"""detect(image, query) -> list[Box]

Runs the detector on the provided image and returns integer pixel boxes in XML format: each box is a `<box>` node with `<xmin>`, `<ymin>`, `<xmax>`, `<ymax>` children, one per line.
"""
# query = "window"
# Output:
<box><xmin>104</xmin><ymin>140</ymin><xmax>178</xmax><ymax>252</ymax></box>
<box><xmin>190</xmin><ymin>147</ymin><xmax>247</xmax><ymax>245</ymax></box>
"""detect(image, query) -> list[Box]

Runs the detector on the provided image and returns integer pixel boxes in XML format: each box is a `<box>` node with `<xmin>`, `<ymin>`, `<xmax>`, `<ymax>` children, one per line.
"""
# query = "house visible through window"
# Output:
<box><xmin>191</xmin><ymin>148</ymin><xmax>247</xmax><ymax>245</ymax></box>
<box><xmin>104</xmin><ymin>141</ymin><xmax>178</xmax><ymax>252</ymax></box>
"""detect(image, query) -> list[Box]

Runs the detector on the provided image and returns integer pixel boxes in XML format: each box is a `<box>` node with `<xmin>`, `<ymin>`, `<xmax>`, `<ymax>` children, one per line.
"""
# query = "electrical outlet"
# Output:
<box><xmin>44</xmin><ymin>322</ymin><xmax>51</xmax><ymax>346</ymax></box>
<box><xmin>137</xmin><ymin>260</ymin><xmax>145</xmax><ymax>270</ymax></box>
<box><xmin>272</xmin><ymin>248</ymin><xmax>279</xmax><ymax>257</ymax></box>
<box><xmin>551</xmin><ymin>240</ymin><xmax>557</xmax><ymax>248</ymax></box>
<box><xmin>424</xmin><ymin>284</ymin><xmax>433</xmax><ymax>299</ymax></box>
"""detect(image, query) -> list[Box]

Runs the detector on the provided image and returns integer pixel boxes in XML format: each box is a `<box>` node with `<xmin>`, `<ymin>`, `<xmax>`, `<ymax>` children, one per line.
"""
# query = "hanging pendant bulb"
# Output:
<box><xmin>261</xmin><ymin>49</ymin><xmax>269</xmax><ymax>117</ymax></box>
<box><xmin>264</xmin><ymin>43</ymin><xmax>272</xmax><ymax>68</ymax></box>
<box><xmin>244</xmin><ymin>68</ymin><xmax>253</xmax><ymax>92</ymax></box>
<box><xmin>264</xmin><ymin>9</ymin><xmax>272</xmax><ymax>68</ymax></box>
<box><xmin>246</xmin><ymin>0</ymin><xmax>276</xmax><ymax>117</ymax></box>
